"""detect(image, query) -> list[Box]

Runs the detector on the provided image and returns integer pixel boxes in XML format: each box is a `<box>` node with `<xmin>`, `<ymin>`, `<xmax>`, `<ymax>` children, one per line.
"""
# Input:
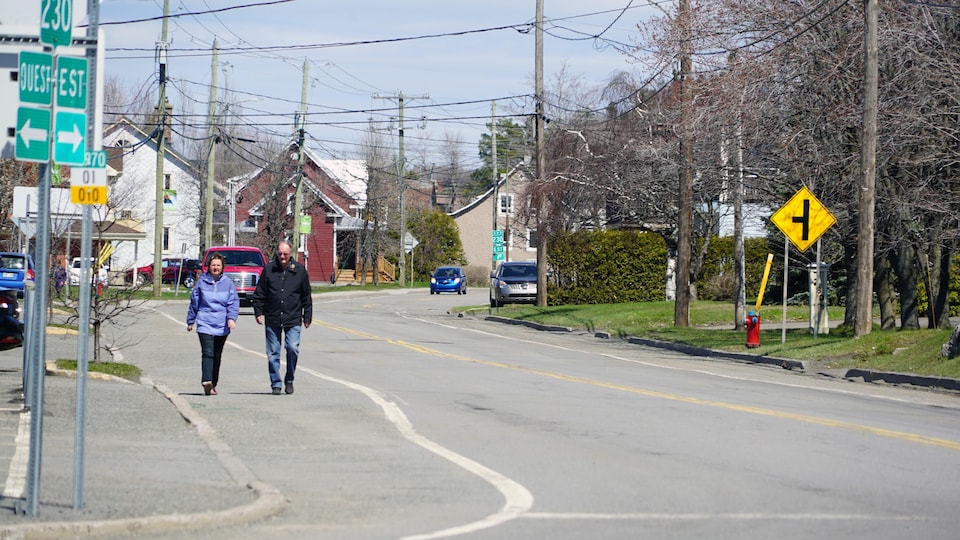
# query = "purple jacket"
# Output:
<box><xmin>187</xmin><ymin>272</ymin><xmax>239</xmax><ymax>336</ymax></box>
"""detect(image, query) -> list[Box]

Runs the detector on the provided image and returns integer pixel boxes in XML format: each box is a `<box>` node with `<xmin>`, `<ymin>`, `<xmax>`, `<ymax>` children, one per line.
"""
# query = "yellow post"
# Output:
<box><xmin>755</xmin><ymin>253</ymin><xmax>774</xmax><ymax>313</ymax></box>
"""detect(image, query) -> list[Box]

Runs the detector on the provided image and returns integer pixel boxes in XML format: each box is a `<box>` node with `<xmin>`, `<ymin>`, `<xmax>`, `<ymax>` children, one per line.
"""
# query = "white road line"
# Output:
<box><xmin>2</xmin><ymin>410</ymin><xmax>30</xmax><ymax>498</ymax></box>
<box><xmin>522</xmin><ymin>512</ymin><xmax>925</xmax><ymax>521</ymax></box>
<box><xmin>156</xmin><ymin>305</ymin><xmax>535</xmax><ymax>540</ymax></box>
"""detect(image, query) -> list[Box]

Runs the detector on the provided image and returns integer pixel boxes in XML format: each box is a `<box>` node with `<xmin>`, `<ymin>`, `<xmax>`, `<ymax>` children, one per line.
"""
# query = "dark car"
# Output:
<box><xmin>0</xmin><ymin>289</ymin><xmax>23</xmax><ymax>350</ymax></box>
<box><xmin>489</xmin><ymin>261</ymin><xmax>537</xmax><ymax>307</ymax></box>
<box><xmin>430</xmin><ymin>266</ymin><xmax>467</xmax><ymax>295</ymax></box>
<box><xmin>126</xmin><ymin>258</ymin><xmax>201</xmax><ymax>287</ymax></box>
<box><xmin>0</xmin><ymin>252</ymin><xmax>35</xmax><ymax>298</ymax></box>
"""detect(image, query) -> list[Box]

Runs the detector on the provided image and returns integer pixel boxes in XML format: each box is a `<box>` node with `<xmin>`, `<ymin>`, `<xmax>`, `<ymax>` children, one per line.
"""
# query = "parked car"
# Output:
<box><xmin>430</xmin><ymin>266</ymin><xmax>467</xmax><ymax>295</ymax></box>
<box><xmin>202</xmin><ymin>246</ymin><xmax>267</xmax><ymax>305</ymax></box>
<box><xmin>0</xmin><ymin>252</ymin><xmax>34</xmax><ymax>298</ymax></box>
<box><xmin>69</xmin><ymin>257</ymin><xmax>108</xmax><ymax>287</ymax></box>
<box><xmin>125</xmin><ymin>258</ymin><xmax>202</xmax><ymax>288</ymax></box>
<box><xmin>489</xmin><ymin>261</ymin><xmax>537</xmax><ymax>307</ymax></box>
<box><xmin>0</xmin><ymin>289</ymin><xmax>23</xmax><ymax>350</ymax></box>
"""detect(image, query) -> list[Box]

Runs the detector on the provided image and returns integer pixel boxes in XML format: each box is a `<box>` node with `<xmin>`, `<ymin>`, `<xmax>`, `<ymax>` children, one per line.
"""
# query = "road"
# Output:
<box><xmin>84</xmin><ymin>288</ymin><xmax>960</xmax><ymax>538</ymax></box>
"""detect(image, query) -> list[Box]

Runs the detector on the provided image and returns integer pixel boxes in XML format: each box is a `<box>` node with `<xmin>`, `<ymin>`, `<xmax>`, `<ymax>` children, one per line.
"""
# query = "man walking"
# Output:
<box><xmin>252</xmin><ymin>240</ymin><xmax>312</xmax><ymax>395</ymax></box>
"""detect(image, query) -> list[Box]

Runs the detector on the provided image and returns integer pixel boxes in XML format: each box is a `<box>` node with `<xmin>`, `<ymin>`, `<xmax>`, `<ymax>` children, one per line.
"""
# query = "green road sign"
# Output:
<box><xmin>492</xmin><ymin>229</ymin><xmax>504</xmax><ymax>241</ymax></box>
<box><xmin>55</xmin><ymin>55</ymin><xmax>87</xmax><ymax>109</ymax></box>
<box><xmin>40</xmin><ymin>0</ymin><xmax>73</xmax><ymax>48</ymax></box>
<box><xmin>53</xmin><ymin>110</ymin><xmax>86</xmax><ymax>165</ymax></box>
<box><xmin>494</xmin><ymin>252</ymin><xmax>505</xmax><ymax>261</ymax></box>
<box><xmin>15</xmin><ymin>107</ymin><xmax>50</xmax><ymax>162</ymax></box>
<box><xmin>18</xmin><ymin>51</ymin><xmax>53</xmax><ymax>105</ymax></box>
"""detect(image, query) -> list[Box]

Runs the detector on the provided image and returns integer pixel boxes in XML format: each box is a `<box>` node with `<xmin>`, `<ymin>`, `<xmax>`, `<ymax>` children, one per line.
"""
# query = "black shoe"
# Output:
<box><xmin>271</xmin><ymin>387</ymin><xmax>281</xmax><ymax>395</ymax></box>
<box><xmin>284</xmin><ymin>382</ymin><xmax>294</xmax><ymax>395</ymax></box>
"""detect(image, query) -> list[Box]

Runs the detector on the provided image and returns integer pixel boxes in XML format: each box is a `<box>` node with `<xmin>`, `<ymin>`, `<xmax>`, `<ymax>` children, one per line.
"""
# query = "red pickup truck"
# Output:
<box><xmin>201</xmin><ymin>246</ymin><xmax>267</xmax><ymax>305</ymax></box>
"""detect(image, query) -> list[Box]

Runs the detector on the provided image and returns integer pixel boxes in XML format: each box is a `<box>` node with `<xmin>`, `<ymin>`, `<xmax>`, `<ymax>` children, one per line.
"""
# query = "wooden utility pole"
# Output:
<box><xmin>491</xmin><ymin>100</ymin><xmax>500</xmax><ymax>272</ymax></box>
<box><xmin>856</xmin><ymin>0</ymin><xmax>878</xmax><ymax>337</ymax></box>
<box><xmin>153</xmin><ymin>0</ymin><xmax>169</xmax><ymax>297</ymax></box>
<box><xmin>203</xmin><ymin>38</ymin><xmax>218</xmax><ymax>252</ymax></box>
<box><xmin>674</xmin><ymin>0</ymin><xmax>693</xmax><ymax>326</ymax></box>
<box><xmin>292</xmin><ymin>58</ymin><xmax>308</xmax><ymax>259</ymax></box>
<box><xmin>535</xmin><ymin>0</ymin><xmax>547</xmax><ymax>307</ymax></box>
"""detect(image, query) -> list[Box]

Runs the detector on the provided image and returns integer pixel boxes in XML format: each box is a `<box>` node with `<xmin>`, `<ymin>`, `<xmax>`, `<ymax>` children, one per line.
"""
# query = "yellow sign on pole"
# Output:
<box><xmin>770</xmin><ymin>186</ymin><xmax>836</xmax><ymax>252</ymax></box>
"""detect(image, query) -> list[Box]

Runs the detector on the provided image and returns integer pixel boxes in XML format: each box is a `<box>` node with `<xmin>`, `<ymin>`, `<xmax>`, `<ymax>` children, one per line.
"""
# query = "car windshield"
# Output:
<box><xmin>0</xmin><ymin>257</ymin><xmax>25</xmax><ymax>270</ymax></box>
<box><xmin>213</xmin><ymin>251</ymin><xmax>265</xmax><ymax>267</ymax></box>
<box><xmin>435</xmin><ymin>268</ymin><xmax>459</xmax><ymax>277</ymax></box>
<box><xmin>503</xmin><ymin>265</ymin><xmax>536</xmax><ymax>278</ymax></box>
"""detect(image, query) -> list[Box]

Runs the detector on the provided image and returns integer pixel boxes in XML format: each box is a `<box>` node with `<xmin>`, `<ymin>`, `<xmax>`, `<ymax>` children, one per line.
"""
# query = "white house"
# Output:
<box><xmin>100</xmin><ymin>118</ymin><xmax>202</xmax><ymax>271</ymax></box>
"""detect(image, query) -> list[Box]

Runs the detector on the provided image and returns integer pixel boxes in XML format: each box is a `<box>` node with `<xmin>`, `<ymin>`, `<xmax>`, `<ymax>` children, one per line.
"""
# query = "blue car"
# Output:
<box><xmin>430</xmin><ymin>266</ymin><xmax>467</xmax><ymax>295</ymax></box>
<box><xmin>0</xmin><ymin>252</ymin><xmax>35</xmax><ymax>298</ymax></box>
<box><xmin>0</xmin><ymin>289</ymin><xmax>22</xmax><ymax>350</ymax></box>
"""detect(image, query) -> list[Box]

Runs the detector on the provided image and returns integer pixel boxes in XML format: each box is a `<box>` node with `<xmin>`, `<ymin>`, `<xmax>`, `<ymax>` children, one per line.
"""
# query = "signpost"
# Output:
<box><xmin>40</xmin><ymin>0</ymin><xmax>73</xmax><ymax>48</ymax></box>
<box><xmin>492</xmin><ymin>229</ymin><xmax>505</xmax><ymax>262</ymax></box>
<box><xmin>770</xmin><ymin>185</ymin><xmax>836</xmax><ymax>253</ymax></box>
<box><xmin>71</xmin><ymin>150</ymin><xmax>107</xmax><ymax>205</ymax></box>
<box><xmin>770</xmin><ymin>186</ymin><xmax>837</xmax><ymax>344</ymax></box>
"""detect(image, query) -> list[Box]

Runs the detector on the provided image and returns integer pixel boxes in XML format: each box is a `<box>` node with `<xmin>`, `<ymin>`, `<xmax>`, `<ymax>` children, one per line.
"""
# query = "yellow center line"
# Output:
<box><xmin>317</xmin><ymin>320</ymin><xmax>960</xmax><ymax>451</ymax></box>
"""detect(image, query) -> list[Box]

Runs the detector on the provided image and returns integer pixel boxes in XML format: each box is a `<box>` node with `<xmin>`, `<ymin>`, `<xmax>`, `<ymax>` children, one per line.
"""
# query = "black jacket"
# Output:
<box><xmin>251</xmin><ymin>256</ymin><xmax>312</xmax><ymax>328</ymax></box>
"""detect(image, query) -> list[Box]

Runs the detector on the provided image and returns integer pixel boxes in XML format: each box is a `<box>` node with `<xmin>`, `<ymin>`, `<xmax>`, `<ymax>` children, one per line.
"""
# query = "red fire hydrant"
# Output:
<box><xmin>745</xmin><ymin>311</ymin><xmax>760</xmax><ymax>348</ymax></box>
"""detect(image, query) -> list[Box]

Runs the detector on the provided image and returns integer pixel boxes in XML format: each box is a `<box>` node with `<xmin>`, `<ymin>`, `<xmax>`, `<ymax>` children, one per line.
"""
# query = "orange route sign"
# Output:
<box><xmin>770</xmin><ymin>186</ymin><xmax>836</xmax><ymax>253</ymax></box>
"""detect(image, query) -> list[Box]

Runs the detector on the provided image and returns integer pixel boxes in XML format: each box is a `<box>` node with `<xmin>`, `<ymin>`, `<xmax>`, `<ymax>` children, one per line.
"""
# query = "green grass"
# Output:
<box><xmin>55</xmin><ymin>359</ymin><xmax>142</xmax><ymax>382</ymax></box>
<box><xmin>476</xmin><ymin>301</ymin><xmax>960</xmax><ymax>379</ymax></box>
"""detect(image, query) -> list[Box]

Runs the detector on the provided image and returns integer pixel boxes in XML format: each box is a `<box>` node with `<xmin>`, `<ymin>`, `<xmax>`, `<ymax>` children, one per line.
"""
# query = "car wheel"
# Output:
<box><xmin>183</xmin><ymin>275</ymin><xmax>196</xmax><ymax>288</ymax></box>
<box><xmin>490</xmin><ymin>296</ymin><xmax>501</xmax><ymax>308</ymax></box>
<box><xmin>136</xmin><ymin>274</ymin><xmax>147</xmax><ymax>287</ymax></box>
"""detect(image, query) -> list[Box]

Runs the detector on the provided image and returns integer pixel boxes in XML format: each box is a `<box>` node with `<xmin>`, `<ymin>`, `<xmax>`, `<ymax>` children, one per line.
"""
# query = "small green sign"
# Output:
<box><xmin>18</xmin><ymin>51</ymin><xmax>53</xmax><ymax>105</ymax></box>
<box><xmin>15</xmin><ymin>107</ymin><xmax>50</xmax><ymax>162</ymax></box>
<box><xmin>55</xmin><ymin>55</ymin><xmax>88</xmax><ymax>109</ymax></box>
<box><xmin>299</xmin><ymin>214</ymin><xmax>312</xmax><ymax>234</ymax></box>
<box><xmin>53</xmin><ymin>110</ymin><xmax>86</xmax><ymax>165</ymax></box>
<box><xmin>40</xmin><ymin>0</ymin><xmax>73</xmax><ymax>48</ymax></box>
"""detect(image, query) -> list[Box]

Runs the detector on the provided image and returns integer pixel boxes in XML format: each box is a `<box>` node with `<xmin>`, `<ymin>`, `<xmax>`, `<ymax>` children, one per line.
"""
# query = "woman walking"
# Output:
<box><xmin>186</xmin><ymin>253</ymin><xmax>239</xmax><ymax>395</ymax></box>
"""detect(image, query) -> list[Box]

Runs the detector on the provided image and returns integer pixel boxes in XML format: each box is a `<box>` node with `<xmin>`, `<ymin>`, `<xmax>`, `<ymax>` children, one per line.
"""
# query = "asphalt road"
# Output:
<box><xmin>4</xmin><ymin>287</ymin><xmax>960</xmax><ymax>539</ymax></box>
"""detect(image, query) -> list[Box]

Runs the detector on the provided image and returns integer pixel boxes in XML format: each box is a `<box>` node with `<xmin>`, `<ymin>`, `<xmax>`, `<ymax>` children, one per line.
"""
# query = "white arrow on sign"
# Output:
<box><xmin>57</xmin><ymin>123</ymin><xmax>84</xmax><ymax>152</ymax></box>
<box><xmin>18</xmin><ymin>117</ymin><xmax>48</xmax><ymax>149</ymax></box>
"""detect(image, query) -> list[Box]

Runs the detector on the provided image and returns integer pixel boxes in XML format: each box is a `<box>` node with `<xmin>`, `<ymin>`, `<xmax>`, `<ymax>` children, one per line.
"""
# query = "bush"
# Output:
<box><xmin>547</xmin><ymin>231</ymin><xmax>667</xmax><ymax>305</ymax></box>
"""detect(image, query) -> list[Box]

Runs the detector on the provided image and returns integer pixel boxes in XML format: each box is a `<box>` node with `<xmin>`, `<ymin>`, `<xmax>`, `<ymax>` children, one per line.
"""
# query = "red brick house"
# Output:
<box><xmin>232</xmin><ymin>142</ymin><xmax>366</xmax><ymax>284</ymax></box>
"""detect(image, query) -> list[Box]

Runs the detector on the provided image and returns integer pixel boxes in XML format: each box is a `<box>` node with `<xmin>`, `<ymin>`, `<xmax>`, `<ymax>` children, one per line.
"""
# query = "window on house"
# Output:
<box><xmin>499</xmin><ymin>194</ymin><xmax>513</xmax><ymax>214</ymax></box>
<box><xmin>118</xmin><ymin>209</ymin><xmax>133</xmax><ymax>220</ymax></box>
<box><xmin>164</xmin><ymin>174</ymin><xmax>172</xmax><ymax>190</ymax></box>
<box><xmin>162</xmin><ymin>227</ymin><xmax>170</xmax><ymax>251</ymax></box>
<box><xmin>528</xmin><ymin>229</ymin><xmax>539</xmax><ymax>249</ymax></box>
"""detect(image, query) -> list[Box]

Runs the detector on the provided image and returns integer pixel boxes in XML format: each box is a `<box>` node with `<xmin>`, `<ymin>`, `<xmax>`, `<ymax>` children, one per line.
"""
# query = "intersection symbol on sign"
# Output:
<box><xmin>770</xmin><ymin>186</ymin><xmax>836</xmax><ymax>252</ymax></box>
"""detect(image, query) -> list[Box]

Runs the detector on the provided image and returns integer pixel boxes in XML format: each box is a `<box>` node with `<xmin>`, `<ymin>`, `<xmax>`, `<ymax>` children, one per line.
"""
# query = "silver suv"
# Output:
<box><xmin>489</xmin><ymin>261</ymin><xmax>537</xmax><ymax>307</ymax></box>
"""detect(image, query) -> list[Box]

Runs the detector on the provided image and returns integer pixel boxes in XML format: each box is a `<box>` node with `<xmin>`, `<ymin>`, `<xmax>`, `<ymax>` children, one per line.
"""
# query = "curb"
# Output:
<box><xmin>484</xmin><ymin>317</ymin><xmax>960</xmax><ymax>393</ymax></box>
<box><xmin>2</xmin><ymin>369</ymin><xmax>287</xmax><ymax>539</ymax></box>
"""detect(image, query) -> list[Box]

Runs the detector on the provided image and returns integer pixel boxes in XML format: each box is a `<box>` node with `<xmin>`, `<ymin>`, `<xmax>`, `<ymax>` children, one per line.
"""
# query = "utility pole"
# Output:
<box><xmin>153</xmin><ymin>0</ymin><xmax>170</xmax><ymax>297</ymax></box>
<box><xmin>674</xmin><ymin>0</ymin><xmax>693</xmax><ymax>327</ymax></box>
<box><xmin>203</xmin><ymin>38</ymin><xmax>218</xmax><ymax>251</ymax></box>
<box><xmin>856</xmin><ymin>0</ymin><xmax>878</xmax><ymax>337</ymax></box>
<box><xmin>374</xmin><ymin>91</ymin><xmax>429</xmax><ymax>286</ymax></box>
<box><xmin>534</xmin><ymin>0</ymin><xmax>547</xmax><ymax>307</ymax></box>
<box><xmin>291</xmin><ymin>58</ymin><xmax>308</xmax><ymax>258</ymax></box>
<box><xmin>491</xmin><ymin>100</ymin><xmax>499</xmax><ymax>271</ymax></box>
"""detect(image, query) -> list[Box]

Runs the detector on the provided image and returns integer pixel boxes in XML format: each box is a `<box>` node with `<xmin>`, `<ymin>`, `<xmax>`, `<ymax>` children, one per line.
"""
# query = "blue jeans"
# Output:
<box><xmin>199</xmin><ymin>333</ymin><xmax>227</xmax><ymax>387</ymax></box>
<box><xmin>265</xmin><ymin>325</ymin><xmax>301</xmax><ymax>389</ymax></box>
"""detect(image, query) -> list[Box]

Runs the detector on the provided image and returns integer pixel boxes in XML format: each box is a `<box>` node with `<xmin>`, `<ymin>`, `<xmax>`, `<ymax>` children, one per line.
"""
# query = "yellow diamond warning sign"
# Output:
<box><xmin>770</xmin><ymin>186</ymin><xmax>836</xmax><ymax>252</ymax></box>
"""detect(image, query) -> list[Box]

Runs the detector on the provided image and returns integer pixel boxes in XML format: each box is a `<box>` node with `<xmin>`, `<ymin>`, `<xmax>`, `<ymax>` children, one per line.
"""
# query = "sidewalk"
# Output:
<box><xmin>0</xmin><ymin>326</ymin><xmax>283</xmax><ymax>539</ymax></box>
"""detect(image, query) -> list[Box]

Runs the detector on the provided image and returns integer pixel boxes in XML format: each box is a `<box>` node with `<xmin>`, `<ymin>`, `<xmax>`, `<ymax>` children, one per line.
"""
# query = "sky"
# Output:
<box><xmin>13</xmin><ymin>1</ymin><xmax>664</xmax><ymax>172</ymax></box>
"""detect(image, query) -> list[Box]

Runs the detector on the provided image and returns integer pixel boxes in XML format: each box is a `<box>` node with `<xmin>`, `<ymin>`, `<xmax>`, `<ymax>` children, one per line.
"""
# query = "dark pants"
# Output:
<box><xmin>199</xmin><ymin>333</ymin><xmax>228</xmax><ymax>387</ymax></box>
